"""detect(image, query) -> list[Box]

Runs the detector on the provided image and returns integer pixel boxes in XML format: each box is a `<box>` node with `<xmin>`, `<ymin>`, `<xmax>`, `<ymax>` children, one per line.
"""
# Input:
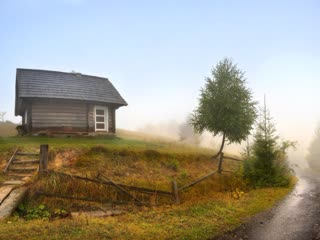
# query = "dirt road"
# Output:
<box><xmin>214</xmin><ymin>169</ymin><xmax>320</xmax><ymax>240</ymax></box>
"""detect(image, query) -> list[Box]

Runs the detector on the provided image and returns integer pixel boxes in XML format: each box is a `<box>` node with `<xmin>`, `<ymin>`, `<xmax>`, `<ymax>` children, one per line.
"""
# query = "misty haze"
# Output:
<box><xmin>0</xmin><ymin>1</ymin><xmax>319</xmax><ymax>240</ymax></box>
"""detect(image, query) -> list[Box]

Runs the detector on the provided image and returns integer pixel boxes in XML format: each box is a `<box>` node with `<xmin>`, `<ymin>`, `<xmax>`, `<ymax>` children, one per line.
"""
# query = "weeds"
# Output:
<box><xmin>16</xmin><ymin>203</ymin><xmax>50</xmax><ymax>220</ymax></box>
<box><xmin>15</xmin><ymin>202</ymin><xmax>70</xmax><ymax>220</ymax></box>
<box><xmin>179</xmin><ymin>169</ymin><xmax>189</xmax><ymax>179</ymax></box>
<box><xmin>231</xmin><ymin>188</ymin><xmax>245</xmax><ymax>199</ymax></box>
<box><xmin>166</xmin><ymin>158</ymin><xmax>180</xmax><ymax>171</ymax></box>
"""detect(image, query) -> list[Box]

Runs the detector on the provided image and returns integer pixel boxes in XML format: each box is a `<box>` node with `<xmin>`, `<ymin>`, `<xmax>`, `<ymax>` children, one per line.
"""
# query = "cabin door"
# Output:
<box><xmin>94</xmin><ymin>106</ymin><xmax>108</xmax><ymax>132</ymax></box>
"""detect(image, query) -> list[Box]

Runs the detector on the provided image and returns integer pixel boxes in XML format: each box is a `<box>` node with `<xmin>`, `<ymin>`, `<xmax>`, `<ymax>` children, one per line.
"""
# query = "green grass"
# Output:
<box><xmin>0</xmin><ymin>131</ymin><xmax>214</xmax><ymax>155</ymax></box>
<box><xmin>0</xmin><ymin>129</ymin><xmax>294</xmax><ymax>239</ymax></box>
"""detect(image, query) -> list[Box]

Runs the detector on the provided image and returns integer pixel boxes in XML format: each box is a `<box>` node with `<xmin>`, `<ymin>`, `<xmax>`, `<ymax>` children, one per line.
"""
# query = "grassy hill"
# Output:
<box><xmin>0</xmin><ymin>130</ymin><xmax>293</xmax><ymax>240</ymax></box>
<box><xmin>0</xmin><ymin>121</ymin><xmax>17</xmax><ymax>137</ymax></box>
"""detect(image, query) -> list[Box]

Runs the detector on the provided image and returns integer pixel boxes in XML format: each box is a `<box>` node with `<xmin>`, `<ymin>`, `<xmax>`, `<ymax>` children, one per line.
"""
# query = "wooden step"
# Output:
<box><xmin>12</xmin><ymin>160</ymin><xmax>39</xmax><ymax>164</ymax></box>
<box><xmin>0</xmin><ymin>186</ymin><xmax>15</xmax><ymax>204</ymax></box>
<box><xmin>16</xmin><ymin>152</ymin><xmax>39</xmax><ymax>156</ymax></box>
<box><xmin>0</xmin><ymin>187</ymin><xmax>28</xmax><ymax>220</ymax></box>
<box><xmin>2</xmin><ymin>180</ymin><xmax>25</xmax><ymax>186</ymax></box>
<box><xmin>9</xmin><ymin>167</ymin><xmax>38</xmax><ymax>173</ymax></box>
<box><xmin>7</xmin><ymin>173</ymin><xmax>34</xmax><ymax>178</ymax></box>
<box><xmin>21</xmin><ymin>176</ymin><xmax>32</xmax><ymax>182</ymax></box>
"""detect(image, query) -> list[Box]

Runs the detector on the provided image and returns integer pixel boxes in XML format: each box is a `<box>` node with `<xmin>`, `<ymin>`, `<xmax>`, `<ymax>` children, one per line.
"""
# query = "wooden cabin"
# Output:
<box><xmin>15</xmin><ymin>68</ymin><xmax>127</xmax><ymax>135</ymax></box>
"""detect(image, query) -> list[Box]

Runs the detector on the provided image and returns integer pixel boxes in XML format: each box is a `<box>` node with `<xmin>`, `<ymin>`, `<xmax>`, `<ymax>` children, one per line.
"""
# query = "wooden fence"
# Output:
<box><xmin>36</xmin><ymin>145</ymin><xmax>242</xmax><ymax>205</ymax></box>
<box><xmin>175</xmin><ymin>152</ymin><xmax>243</xmax><ymax>199</ymax></box>
<box><xmin>36</xmin><ymin>171</ymin><xmax>176</xmax><ymax>206</ymax></box>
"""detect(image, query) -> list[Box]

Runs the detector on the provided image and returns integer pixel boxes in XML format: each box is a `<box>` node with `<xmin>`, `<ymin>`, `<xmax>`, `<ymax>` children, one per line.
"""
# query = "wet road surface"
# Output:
<box><xmin>214</xmin><ymin>169</ymin><xmax>320</xmax><ymax>240</ymax></box>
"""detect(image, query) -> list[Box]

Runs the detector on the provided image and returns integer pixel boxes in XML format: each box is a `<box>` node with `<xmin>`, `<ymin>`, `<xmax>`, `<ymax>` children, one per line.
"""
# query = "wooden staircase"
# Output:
<box><xmin>4</xmin><ymin>150</ymin><xmax>39</xmax><ymax>181</ymax></box>
<box><xmin>0</xmin><ymin>149</ymin><xmax>40</xmax><ymax>219</ymax></box>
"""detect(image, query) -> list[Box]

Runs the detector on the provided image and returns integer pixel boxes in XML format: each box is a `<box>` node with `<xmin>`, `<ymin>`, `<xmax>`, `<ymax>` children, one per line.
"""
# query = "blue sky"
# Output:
<box><xmin>0</xmin><ymin>0</ymin><xmax>319</xmax><ymax>160</ymax></box>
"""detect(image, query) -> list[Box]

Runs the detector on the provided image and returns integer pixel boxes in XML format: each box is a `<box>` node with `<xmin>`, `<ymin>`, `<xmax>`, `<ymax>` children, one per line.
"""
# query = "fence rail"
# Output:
<box><xmin>178</xmin><ymin>170</ymin><xmax>217</xmax><ymax>192</ymax></box>
<box><xmin>37</xmin><ymin>147</ymin><xmax>243</xmax><ymax>205</ymax></box>
<box><xmin>223</xmin><ymin>156</ymin><xmax>243</xmax><ymax>162</ymax></box>
<box><xmin>42</xmin><ymin>171</ymin><xmax>174</xmax><ymax>205</ymax></box>
<box><xmin>52</xmin><ymin>171</ymin><xmax>173</xmax><ymax>197</ymax></box>
<box><xmin>174</xmin><ymin>152</ymin><xmax>243</xmax><ymax>199</ymax></box>
<box><xmin>35</xmin><ymin>191</ymin><xmax>149</xmax><ymax>206</ymax></box>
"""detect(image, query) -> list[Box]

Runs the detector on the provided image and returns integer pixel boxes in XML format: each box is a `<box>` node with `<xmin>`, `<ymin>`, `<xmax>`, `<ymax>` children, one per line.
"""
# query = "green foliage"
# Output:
<box><xmin>191</xmin><ymin>58</ymin><xmax>257</xmax><ymax>153</ymax></box>
<box><xmin>243</xmin><ymin>102</ymin><xmax>293</xmax><ymax>187</ymax></box>
<box><xmin>16</xmin><ymin>203</ymin><xmax>70</xmax><ymax>220</ymax></box>
<box><xmin>17</xmin><ymin>203</ymin><xmax>51</xmax><ymax>220</ymax></box>
<box><xmin>179</xmin><ymin>169</ymin><xmax>189</xmax><ymax>179</ymax></box>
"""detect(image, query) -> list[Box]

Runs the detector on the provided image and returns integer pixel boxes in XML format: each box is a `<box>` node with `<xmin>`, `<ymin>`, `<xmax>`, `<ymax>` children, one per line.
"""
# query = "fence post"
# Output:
<box><xmin>171</xmin><ymin>181</ymin><xmax>180</xmax><ymax>204</ymax></box>
<box><xmin>39</xmin><ymin>144</ymin><xmax>49</xmax><ymax>174</ymax></box>
<box><xmin>218</xmin><ymin>152</ymin><xmax>224</xmax><ymax>173</ymax></box>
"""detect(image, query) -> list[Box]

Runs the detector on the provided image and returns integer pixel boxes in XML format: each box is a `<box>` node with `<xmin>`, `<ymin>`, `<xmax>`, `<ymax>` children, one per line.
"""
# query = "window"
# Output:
<box><xmin>95</xmin><ymin>106</ymin><xmax>108</xmax><ymax>131</ymax></box>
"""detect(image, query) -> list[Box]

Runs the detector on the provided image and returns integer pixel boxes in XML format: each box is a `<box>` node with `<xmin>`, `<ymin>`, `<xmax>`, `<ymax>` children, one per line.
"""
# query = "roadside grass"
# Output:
<box><xmin>0</xmin><ymin>186</ymin><xmax>293</xmax><ymax>240</ymax></box>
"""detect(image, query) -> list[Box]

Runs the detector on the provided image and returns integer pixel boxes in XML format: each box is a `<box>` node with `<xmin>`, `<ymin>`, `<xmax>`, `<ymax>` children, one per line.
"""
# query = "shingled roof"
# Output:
<box><xmin>15</xmin><ymin>68</ymin><xmax>127</xmax><ymax>115</ymax></box>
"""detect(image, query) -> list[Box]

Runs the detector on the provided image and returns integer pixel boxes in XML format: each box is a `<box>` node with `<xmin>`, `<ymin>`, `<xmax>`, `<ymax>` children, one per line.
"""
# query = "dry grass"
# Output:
<box><xmin>2</xmin><ymin>131</ymin><xmax>245</xmax><ymax>211</ymax></box>
<box><xmin>27</xmin><ymin>145</ymin><xmax>243</xmax><ymax>210</ymax></box>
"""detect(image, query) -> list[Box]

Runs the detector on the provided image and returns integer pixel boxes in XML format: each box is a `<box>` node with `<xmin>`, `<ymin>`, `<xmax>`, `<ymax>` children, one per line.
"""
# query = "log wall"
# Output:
<box><xmin>29</xmin><ymin>99</ymin><xmax>117</xmax><ymax>134</ymax></box>
<box><xmin>32</xmin><ymin>101</ymin><xmax>87</xmax><ymax>129</ymax></box>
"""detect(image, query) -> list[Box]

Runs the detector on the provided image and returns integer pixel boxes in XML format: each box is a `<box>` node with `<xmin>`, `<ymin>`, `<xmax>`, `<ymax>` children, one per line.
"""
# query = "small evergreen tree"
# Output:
<box><xmin>244</xmin><ymin>98</ymin><xmax>293</xmax><ymax>187</ymax></box>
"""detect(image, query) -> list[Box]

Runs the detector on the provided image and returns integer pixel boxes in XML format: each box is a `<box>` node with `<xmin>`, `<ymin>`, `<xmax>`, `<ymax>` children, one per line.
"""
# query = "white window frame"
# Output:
<box><xmin>94</xmin><ymin>106</ymin><xmax>108</xmax><ymax>132</ymax></box>
<box><xmin>24</xmin><ymin>110</ymin><xmax>28</xmax><ymax>125</ymax></box>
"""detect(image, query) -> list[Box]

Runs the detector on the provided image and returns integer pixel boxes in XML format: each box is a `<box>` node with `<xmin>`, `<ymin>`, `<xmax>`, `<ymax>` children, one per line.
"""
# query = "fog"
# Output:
<box><xmin>138</xmin><ymin>117</ymin><xmax>249</xmax><ymax>157</ymax></box>
<box><xmin>306</xmin><ymin>124</ymin><xmax>320</xmax><ymax>170</ymax></box>
<box><xmin>3</xmin><ymin>105</ymin><xmax>312</xmax><ymax>169</ymax></box>
<box><xmin>136</xmin><ymin>115</ymin><xmax>313</xmax><ymax>169</ymax></box>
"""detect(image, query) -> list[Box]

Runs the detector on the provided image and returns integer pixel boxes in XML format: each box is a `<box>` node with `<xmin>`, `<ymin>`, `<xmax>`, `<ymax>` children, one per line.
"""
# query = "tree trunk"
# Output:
<box><xmin>213</xmin><ymin>133</ymin><xmax>226</xmax><ymax>159</ymax></box>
